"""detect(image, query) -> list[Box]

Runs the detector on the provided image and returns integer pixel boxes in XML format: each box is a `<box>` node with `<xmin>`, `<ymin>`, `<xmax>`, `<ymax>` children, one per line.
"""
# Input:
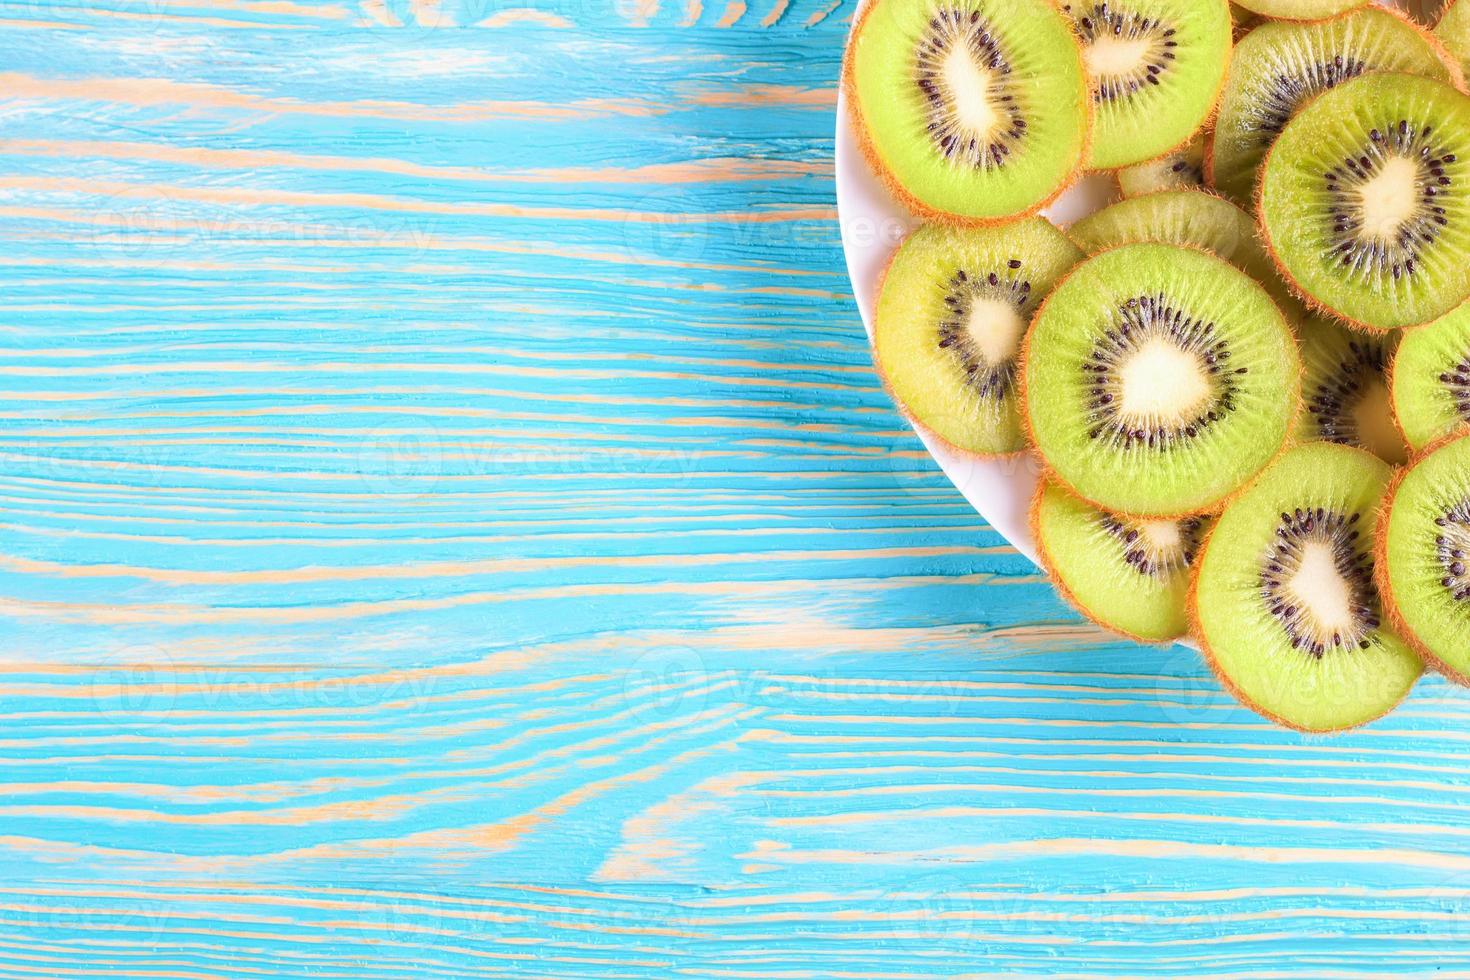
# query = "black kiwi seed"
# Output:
<box><xmin>1168</xmin><ymin>157</ymin><xmax>1202</xmax><ymax>180</ymax></box>
<box><xmin>1321</xmin><ymin>120</ymin><xmax>1455</xmax><ymax>281</ymax></box>
<box><xmin>1062</xmin><ymin>2</ymin><xmax>1178</xmax><ymax>102</ymax></box>
<box><xmin>1307</xmin><ymin>337</ymin><xmax>1391</xmax><ymax>445</ymax></box>
<box><xmin>1259</xmin><ymin>508</ymin><xmax>1379</xmax><ymax>658</ymax></box>
<box><xmin>1081</xmin><ymin>292</ymin><xmax>1242</xmax><ymax>447</ymax></box>
<box><xmin>1098</xmin><ymin>512</ymin><xmax>1205</xmax><ymax>578</ymax></box>
<box><xmin>1437</xmin><ymin>352</ymin><xmax>1470</xmax><ymax>422</ymax></box>
<box><xmin>914</xmin><ymin>8</ymin><xmax>1026</xmax><ymax>169</ymax></box>
<box><xmin>935</xmin><ymin>261</ymin><xmax>1032</xmax><ymax>399</ymax></box>
<box><xmin>1434</xmin><ymin>502</ymin><xmax>1470</xmax><ymax>601</ymax></box>
<box><xmin>1255</xmin><ymin>57</ymin><xmax>1367</xmax><ymax>141</ymax></box>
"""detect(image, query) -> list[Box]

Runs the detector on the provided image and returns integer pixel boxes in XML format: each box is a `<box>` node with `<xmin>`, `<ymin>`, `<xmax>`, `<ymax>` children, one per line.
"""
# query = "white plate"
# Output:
<box><xmin>835</xmin><ymin>80</ymin><xmax>1118</xmax><ymax>563</ymax></box>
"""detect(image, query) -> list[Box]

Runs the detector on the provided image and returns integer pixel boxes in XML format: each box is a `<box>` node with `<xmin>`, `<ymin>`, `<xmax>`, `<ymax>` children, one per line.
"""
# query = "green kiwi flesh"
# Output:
<box><xmin>1297</xmin><ymin>315</ymin><xmax>1408</xmax><ymax>464</ymax></box>
<box><xmin>1022</xmin><ymin>242</ymin><xmax>1299</xmax><ymax>517</ymax></box>
<box><xmin>1193</xmin><ymin>443</ymin><xmax>1421</xmax><ymax>732</ymax></box>
<box><xmin>1066</xmin><ymin>188</ymin><xmax>1302</xmax><ymax>319</ymax></box>
<box><xmin>1230</xmin><ymin>0</ymin><xmax>1367</xmax><ymax>21</ymax></box>
<box><xmin>1210</xmin><ymin>7</ymin><xmax>1461</xmax><ymax>207</ymax></box>
<box><xmin>874</xmin><ymin>219</ymin><xmax>1083</xmax><ymax>456</ymax></box>
<box><xmin>1116</xmin><ymin>135</ymin><xmax>1207</xmax><ymax>197</ymax></box>
<box><xmin>1259</xmin><ymin>72</ymin><xmax>1470</xmax><ymax>330</ymax></box>
<box><xmin>1389</xmin><ymin>299</ymin><xmax>1470</xmax><ymax>451</ymax></box>
<box><xmin>1032</xmin><ymin>479</ymin><xmax>1206</xmax><ymax>641</ymax></box>
<box><xmin>1378</xmin><ymin>432</ymin><xmax>1470</xmax><ymax>683</ymax></box>
<box><xmin>1439</xmin><ymin>0</ymin><xmax>1470</xmax><ymax>79</ymax></box>
<box><xmin>1060</xmin><ymin>0</ymin><xmax>1232</xmax><ymax>171</ymax></box>
<box><xmin>846</xmin><ymin>0</ymin><xmax>1089</xmax><ymax>221</ymax></box>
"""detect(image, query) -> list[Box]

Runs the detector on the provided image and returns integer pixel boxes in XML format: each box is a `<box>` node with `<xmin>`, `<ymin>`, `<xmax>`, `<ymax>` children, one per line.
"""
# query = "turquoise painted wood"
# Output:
<box><xmin>1</xmin><ymin>2</ymin><xmax>1469</xmax><ymax>975</ymax></box>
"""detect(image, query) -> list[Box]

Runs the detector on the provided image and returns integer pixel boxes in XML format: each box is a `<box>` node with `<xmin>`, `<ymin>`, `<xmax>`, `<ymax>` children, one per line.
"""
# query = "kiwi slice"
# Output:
<box><xmin>1065</xmin><ymin>188</ymin><xmax>1300</xmax><ymax>318</ymax></box>
<box><xmin>1192</xmin><ymin>443</ymin><xmax>1422</xmax><ymax>732</ymax></box>
<box><xmin>1439</xmin><ymin>0</ymin><xmax>1470</xmax><ymax>78</ymax></box>
<box><xmin>1031</xmin><ymin>479</ymin><xmax>1207</xmax><ymax>642</ymax></box>
<box><xmin>873</xmin><ymin>219</ymin><xmax>1083</xmax><ymax>457</ymax></box>
<box><xmin>1230</xmin><ymin>0</ymin><xmax>1367</xmax><ymax>21</ymax></box>
<box><xmin>844</xmin><ymin>0</ymin><xmax>1090</xmax><ymax>223</ymax></box>
<box><xmin>1297</xmin><ymin>315</ymin><xmax>1408</xmax><ymax>465</ymax></box>
<box><xmin>1209</xmin><ymin>7</ymin><xmax>1463</xmax><ymax>207</ymax></box>
<box><xmin>1377</xmin><ymin>431</ymin><xmax>1470</xmax><ymax>684</ymax></box>
<box><xmin>1259</xmin><ymin>72</ymin><xmax>1470</xmax><ymax>331</ymax></box>
<box><xmin>1022</xmin><ymin>242</ymin><xmax>1299</xmax><ymax>517</ymax></box>
<box><xmin>1116</xmin><ymin>134</ymin><xmax>1207</xmax><ymax>197</ymax></box>
<box><xmin>1058</xmin><ymin>0</ymin><xmax>1232</xmax><ymax>172</ymax></box>
<box><xmin>1389</xmin><ymin>299</ymin><xmax>1470</xmax><ymax>452</ymax></box>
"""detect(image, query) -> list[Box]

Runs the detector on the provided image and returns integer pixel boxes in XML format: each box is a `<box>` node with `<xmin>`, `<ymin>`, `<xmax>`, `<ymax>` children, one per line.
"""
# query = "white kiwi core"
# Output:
<box><xmin>941</xmin><ymin>48</ymin><xmax>1002</xmax><ymax>140</ymax></box>
<box><xmin>1356</xmin><ymin>156</ymin><xmax>1421</xmax><ymax>240</ymax></box>
<box><xmin>1084</xmin><ymin>35</ymin><xmax>1154</xmax><ymax>82</ymax></box>
<box><xmin>1118</xmin><ymin>338</ymin><xmax>1211</xmax><ymax>425</ymax></box>
<box><xmin>1138</xmin><ymin>520</ymin><xmax>1183</xmax><ymax>552</ymax></box>
<box><xmin>1285</xmin><ymin>540</ymin><xmax>1358</xmax><ymax>639</ymax></box>
<box><xmin>964</xmin><ymin>296</ymin><xmax>1026</xmax><ymax>368</ymax></box>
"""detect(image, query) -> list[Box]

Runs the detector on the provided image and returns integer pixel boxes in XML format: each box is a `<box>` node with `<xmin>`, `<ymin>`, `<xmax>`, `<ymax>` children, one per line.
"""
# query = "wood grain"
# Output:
<box><xmin>1</xmin><ymin>1</ymin><xmax>1469</xmax><ymax>975</ymax></box>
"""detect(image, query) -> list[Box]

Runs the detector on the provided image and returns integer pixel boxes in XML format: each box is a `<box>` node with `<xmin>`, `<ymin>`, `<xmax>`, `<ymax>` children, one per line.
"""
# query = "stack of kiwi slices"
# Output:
<box><xmin>846</xmin><ymin>0</ymin><xmax>1470</xmax><ymax>731</ymax></box>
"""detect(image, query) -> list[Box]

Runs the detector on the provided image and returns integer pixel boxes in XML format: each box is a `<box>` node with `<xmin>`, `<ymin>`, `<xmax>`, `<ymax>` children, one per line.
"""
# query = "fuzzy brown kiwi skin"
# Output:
<box><xmin>1184</xmin><ymin>506</ymin><xmax>1410</xmax><ymax>735</ymax></box>
<box><xmin>1027</xmin><ymin>478</ymin><xmax>1193</xmax><ymax>646</ymax></box>
<box><xmin>1372</xmin><ymin>430</ymin><xmax>1470</xmax><ymax>687</ymax></box>
<box><xmin>1017</xmin><ymin>241</ymin><xmax>1304</xmax><ymax>522</ymax></box>
<box><xmin>867</xmin><ymin>234</ymin><xmax>1035</xmax><ymax>462</ymax></box>
<box><xmin>841</xmin><ymin>0</ymin><xmax>1093</xmax><ymax>226</ymax></box>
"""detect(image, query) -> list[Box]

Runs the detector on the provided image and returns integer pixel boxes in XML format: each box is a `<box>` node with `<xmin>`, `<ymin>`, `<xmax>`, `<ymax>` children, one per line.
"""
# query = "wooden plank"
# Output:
<box><xmin>0</xmin><ymin>3</ymin><xmax>1465</xmax><ymax>975</ymax></box>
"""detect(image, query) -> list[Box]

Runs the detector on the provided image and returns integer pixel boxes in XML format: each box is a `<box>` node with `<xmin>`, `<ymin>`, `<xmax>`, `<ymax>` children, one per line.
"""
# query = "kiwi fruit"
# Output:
<box><xmin>1389</xmin><ymin>298</ymin><xmax>1470</xmax><ymax>451</ymax></box>
<box><xmin>1438</xmin><ymin>0</ymin><xmax>1470</xmax><ymax>78</ymax></box>
<box><xmin>1021</xmin><ymin>242</ymin><xmax>1299</xmax><ymax>517</ymax></box>
<box><xmin>1209</xmin><ymin>7</ymin><xmax>1464</xmax><ymax>208</ymax></box>
<box><xmin>1377</xmin><ymin>431</ymin><xmax>1470</xmax><ymax>685</ymax></box>
<box><xmin>1191</xmin><ymin>442</ymin><xmax>1422</xmax><ymax>732</ymax></box>
<box><xmin>1259</xmin><ymin>72</ymin><xmax>1470</xmax><ymax>331</ymax></box>
<box><xmin>1065</xmin><ymin>188</ymin><xmax>1302</xmax><ymax>318</ymax></box>
<box><xmin>1297</xmin><ymin>315</ymin><xmax>1408</xmax><ymax>464</ymax></box>
<box><xmin>1059</xmin><ymin>0</ymin><xmax>1232</xmax><ymax>172</ymax></box>
<box><xmin>1116</xmin><ymin>134</ymin><xmax>1207</xmax><ymax>197</ymax></box>
<box><xmin>844</xmin><ymin>0</ymin><xmax>1090</xmax><ymax>223</ymax></box>
<box><xmin>873</xmin><ymin>219</ymin><xmax>1083</xmax><ymax>457</ymax></box>
<box><xmin>1229</xmin><ymin>0</ymin><xmax>1367</xmax><ymax>21</ymax></box>
<box><xmin>1031</xmin><ymin>478</ymin><xmax>1207</xmax><ymax>641</ymax></box>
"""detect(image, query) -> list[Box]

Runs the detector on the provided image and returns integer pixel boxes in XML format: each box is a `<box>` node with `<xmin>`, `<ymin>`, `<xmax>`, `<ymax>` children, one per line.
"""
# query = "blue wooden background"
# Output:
<box><xmin>1</xmin><ymin>0</ymin><xmax>1470</xmax><ymax>974</ymax></box>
